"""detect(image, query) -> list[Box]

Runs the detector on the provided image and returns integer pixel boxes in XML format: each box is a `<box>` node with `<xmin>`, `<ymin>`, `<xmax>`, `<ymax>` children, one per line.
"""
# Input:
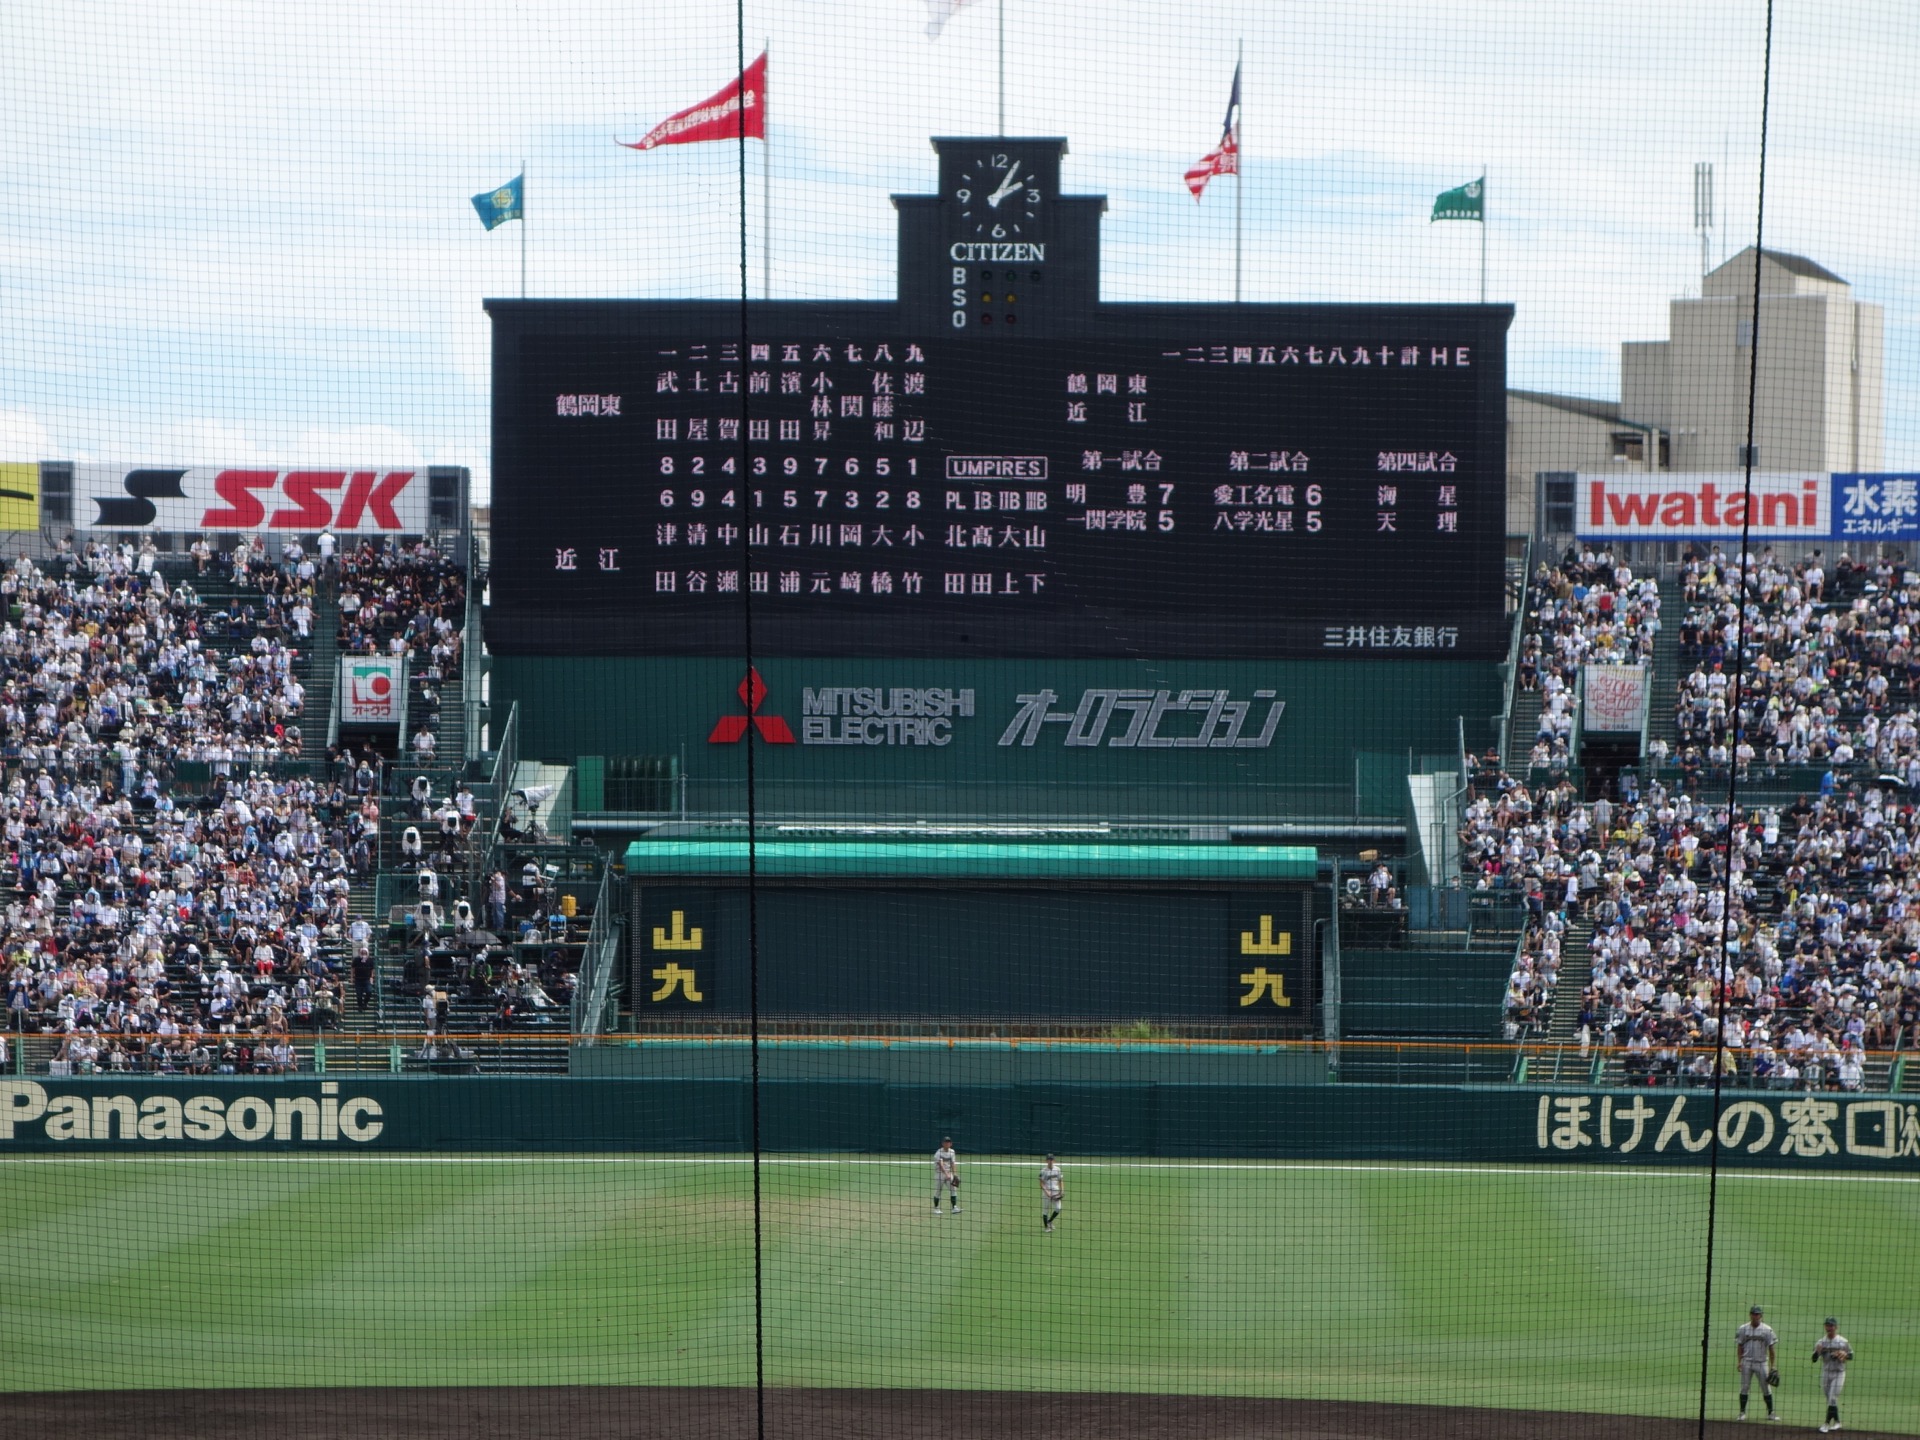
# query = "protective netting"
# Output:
<box><xmin>2</xmin><ymin>2</ymin><xmax>1917</xmax><ymax>1438</ymax></box>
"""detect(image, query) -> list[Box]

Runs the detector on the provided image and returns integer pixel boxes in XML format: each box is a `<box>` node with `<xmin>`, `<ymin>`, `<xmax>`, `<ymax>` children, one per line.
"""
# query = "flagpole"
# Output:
<box><xmin>997</xmin><ymin>0</ymin><xmax>1005</xmax><ymax>134</ymax></box>
<box><xmin>1234</xmin><ymin>40</ymin><xmax>1243</xmax><ymax>304</ymax></box>
<box><xmin>763</xmin><ymin>41</ymin><xmax>771</xmax><ymax>301</ymax></box>
<box><xmin>1479</xmin><ymin>165</ymin><xmax>1486</xmax><ymax>304</ymax></box>
<box><xmin>520</xmin><ymin>159</ymin><xmax>527</xmax><ymax>300</ymax></box>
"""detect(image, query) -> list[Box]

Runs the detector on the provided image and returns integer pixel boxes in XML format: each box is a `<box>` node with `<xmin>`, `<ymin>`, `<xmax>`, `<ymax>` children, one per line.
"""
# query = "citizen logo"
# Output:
<box><xmin>948</xmin><ymin>242</ymin><xmax>1045</xmax><ymax>262</ymax></box>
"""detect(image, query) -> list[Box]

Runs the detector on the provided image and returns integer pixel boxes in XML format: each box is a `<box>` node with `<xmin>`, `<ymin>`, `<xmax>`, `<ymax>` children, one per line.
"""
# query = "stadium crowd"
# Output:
<box><xmin>335</xmin><ymin>538</ymin><xmax>466</xmax><ymax>676</ymax></box>
<box><xmin>1463</xmin><ymin>765</ymin><xmax>1920</xmax><ymax>1086</ymax></box>
<box><xmin>1663</xmin><ymin>545</ymin><xmax>1920</xmax><ymax>781</ymax></box>
<box><xmin>1477</xmin><ymin>543</ymin><xmax>1920</xmax><ymax>1084</ymax></box>
<box><xmin>1516</xmin><ymin>551</ymin><xmax>1660</xmax><ymax>771</ymax></box>
<box><xmin>0</xmin><ymin>544</ymin><xmax>431</xmax><ymax>1071</ymax></box>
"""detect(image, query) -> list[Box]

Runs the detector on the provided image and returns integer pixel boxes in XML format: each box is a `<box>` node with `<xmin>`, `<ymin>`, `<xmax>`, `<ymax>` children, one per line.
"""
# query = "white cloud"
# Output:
<box><xmin>1</xmin><ymin>0</ymin><xmax>1916</xmax><ymax>473</ymax></box>
<box><xmin>287</xmin><ymin>426</ymin><xmax>428</xmax><ymax>467</ymax></box>
<box><xmin>0</xmin><ymin>411</ymin><xmax>53</xmax><ymax>461</ymax></box>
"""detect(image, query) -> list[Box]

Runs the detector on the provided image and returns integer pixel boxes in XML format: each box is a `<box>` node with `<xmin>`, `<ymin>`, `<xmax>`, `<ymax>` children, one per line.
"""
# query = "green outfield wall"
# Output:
<box><xmin>490</xmin><ymin>656</ymin><xmax>1496</xmax><ymax>817</ymax></box>
<box><xmin>3</xmin><ymin>1077</ymin><xmax>1916</xmax><ymax>1171</ymax></box>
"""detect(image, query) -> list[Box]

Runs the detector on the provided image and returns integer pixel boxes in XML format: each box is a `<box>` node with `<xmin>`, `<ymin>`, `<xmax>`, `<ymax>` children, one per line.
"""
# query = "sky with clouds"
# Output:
<box><xmin>2</xmin><ymin>0</ymin><xmax>1916</xmax><ymax>494</ymax></box>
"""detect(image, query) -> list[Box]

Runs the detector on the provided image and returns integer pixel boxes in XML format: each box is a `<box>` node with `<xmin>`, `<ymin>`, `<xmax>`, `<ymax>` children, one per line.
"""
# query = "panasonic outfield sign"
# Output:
<box><xmin>0</xmin><ymin>1080</ymin><xmax>383</xmax><ymax>1144</ymax></box>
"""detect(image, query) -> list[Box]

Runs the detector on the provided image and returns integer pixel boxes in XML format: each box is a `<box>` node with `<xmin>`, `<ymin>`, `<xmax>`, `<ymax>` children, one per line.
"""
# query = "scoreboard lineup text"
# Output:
<box><xmin>492</xmin><ymin>317</ymin><xmax>1510</xmax><ymax>659</ymax></box>
<box><xmin>486</xmin><ymin>134</ymin><xmax>1512</xmax><ymax>660</ymax></box>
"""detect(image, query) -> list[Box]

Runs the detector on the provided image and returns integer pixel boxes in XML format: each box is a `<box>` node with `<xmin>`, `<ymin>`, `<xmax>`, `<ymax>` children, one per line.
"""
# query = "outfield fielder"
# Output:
<box><xmin>1812</xmin><ymin>1318</ymin><xmax>1852</xmax><ymax>1433</ymax></box>
<box><xmin>1038</xmin><ymin>1154</ymin><xmax>1063</xmax><ymax>1233</ymax></box>
<box><xmin>932</xmin><ymin>1137</ymin><xmax>960</xmax><ymax>1214</ymax></box>
<box><xmin>1734</xmin><ymin>1304</ymin><xmax>1778</xmax><ymax>1421</ymax></box>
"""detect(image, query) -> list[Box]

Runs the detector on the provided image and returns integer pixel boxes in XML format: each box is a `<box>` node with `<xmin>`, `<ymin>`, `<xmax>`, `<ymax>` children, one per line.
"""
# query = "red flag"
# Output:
<box><xmin>1185</xmin><ymin>62</ymin><xmax>1241</xmax><ymax>199</ymax></box>
<box><xmin>621</xmin><ymin>53</ymin><xmax>766</xmax><ymax>150</ymax></box>
<box><xmin>1184</xmin><ymin>133</ymin><xmax>1238</xmax><ymax>199</ymax></box>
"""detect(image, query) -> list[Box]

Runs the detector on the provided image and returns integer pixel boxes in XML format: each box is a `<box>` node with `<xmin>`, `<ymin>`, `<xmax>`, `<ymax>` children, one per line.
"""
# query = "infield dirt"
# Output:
<box><xmin>0</xmin><ymin>1387</ymin><xmax>1907</xmax><ymax>1439</ymax></box>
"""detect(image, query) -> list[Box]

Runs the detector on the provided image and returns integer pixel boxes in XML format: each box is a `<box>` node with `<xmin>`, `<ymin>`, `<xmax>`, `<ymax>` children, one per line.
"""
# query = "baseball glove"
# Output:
<box><xmin>1766</xmin><ymin>1369</ymin><xmax>1781</xmax><ymax>1389</ymax></box>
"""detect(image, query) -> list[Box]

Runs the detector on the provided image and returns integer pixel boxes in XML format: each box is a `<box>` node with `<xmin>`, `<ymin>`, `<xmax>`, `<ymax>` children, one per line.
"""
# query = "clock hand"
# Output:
<box><xmin>987</xmin><ymin>167</ymin><xmax>1024</xmax><ymax>208</ymax></box>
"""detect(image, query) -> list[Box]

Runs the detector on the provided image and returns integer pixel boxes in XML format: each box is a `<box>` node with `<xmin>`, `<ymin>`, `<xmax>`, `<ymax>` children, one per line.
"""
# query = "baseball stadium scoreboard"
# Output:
<box><xmin>486</xmin><ymin>137</ymin><xmax>1513</xmax><ymax>660</ymax></box>
<box><xmin>623</xmin><ymin>840</ymin><xmax>1322</xmax><ymax>1028</ymax></box>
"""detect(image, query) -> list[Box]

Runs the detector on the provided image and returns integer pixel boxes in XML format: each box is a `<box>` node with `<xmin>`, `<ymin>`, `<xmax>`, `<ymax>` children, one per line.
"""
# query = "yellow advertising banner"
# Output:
<box><xmin>0</xmin><ymin>464</ymin><xmax>38</xmax><ymax>533</ymax></box>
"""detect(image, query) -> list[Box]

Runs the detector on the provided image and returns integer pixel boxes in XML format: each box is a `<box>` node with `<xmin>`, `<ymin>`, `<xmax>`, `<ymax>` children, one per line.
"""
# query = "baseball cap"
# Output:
<box><xmin>1749</xmin><ymin>1305</ymin><xmax>1763</xmax><ymax>1314</ymax></box>
<box><xmin>1825</xmin><ymin>1317</ymin><xmax>1837</xmax><ymax>1325</ymax></box>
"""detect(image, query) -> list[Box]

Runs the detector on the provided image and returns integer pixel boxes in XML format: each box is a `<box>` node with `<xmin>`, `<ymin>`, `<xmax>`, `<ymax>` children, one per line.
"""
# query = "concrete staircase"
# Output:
<box><xmin>300</xmin><ymin>586</ymin><xmax>339</xmax><ymax>768</ymax></box>
<box><xmin>1505</xmin><ymin>687</ymin><xmax>1544</xmax><ymax>772</ymax></box>
<box><xmin>1541</xmin><ymin>912</ymin><xmax>1594</xmax><ymax>1044</ymax></box>
<box><xmin>1645</xmin><ymin>576</ymin><xmax>1686</xmax><ymax>759</ymax></box>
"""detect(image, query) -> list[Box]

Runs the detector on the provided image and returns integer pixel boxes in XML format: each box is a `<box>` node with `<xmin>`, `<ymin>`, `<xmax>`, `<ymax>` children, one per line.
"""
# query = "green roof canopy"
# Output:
<box><xmin>623</xmin><ymin>840</ymin><xmax>1318</xmax><ymax>882</ymax></box>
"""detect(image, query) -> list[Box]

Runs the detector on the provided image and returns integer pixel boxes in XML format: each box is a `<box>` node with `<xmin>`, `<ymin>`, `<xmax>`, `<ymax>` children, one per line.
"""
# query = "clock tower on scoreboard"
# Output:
<box><xmin>893</xmin><ymin>137</ymin><xmax>1105</xmax><ymax>336</ymax></box>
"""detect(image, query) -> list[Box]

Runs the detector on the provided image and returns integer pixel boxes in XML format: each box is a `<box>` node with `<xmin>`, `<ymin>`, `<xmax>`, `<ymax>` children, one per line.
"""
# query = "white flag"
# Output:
<box><xmin>924</xmin><ymin>0</ymin><xmax>983</xmax><ymax>39</ymax></box>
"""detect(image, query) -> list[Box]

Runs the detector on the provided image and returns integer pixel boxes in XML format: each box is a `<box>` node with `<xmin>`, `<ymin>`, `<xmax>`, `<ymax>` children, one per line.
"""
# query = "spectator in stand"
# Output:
<box><xmin>486</xmin><ymin>870</ymin><xmax>508</xmax><ymax>934</ymax></box>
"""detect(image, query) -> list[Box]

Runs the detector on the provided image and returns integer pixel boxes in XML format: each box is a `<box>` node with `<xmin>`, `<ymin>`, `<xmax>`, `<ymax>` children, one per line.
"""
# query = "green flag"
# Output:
<box><xmin>1431</xmin><ymin>176</ymin><xmax>1484</xmax><ymax>222</ymax></box>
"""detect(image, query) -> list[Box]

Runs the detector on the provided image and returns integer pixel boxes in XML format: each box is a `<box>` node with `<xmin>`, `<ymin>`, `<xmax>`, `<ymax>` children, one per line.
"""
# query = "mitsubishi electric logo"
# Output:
<box><xmin>707</xmin><ymin>669</ymin><xmax>796</xmax><ymax>744</ymax></box>
<box><xmin>800</xmin><ymin>686</ymin><xmax>976</xmax><ymax>746</ymax></box>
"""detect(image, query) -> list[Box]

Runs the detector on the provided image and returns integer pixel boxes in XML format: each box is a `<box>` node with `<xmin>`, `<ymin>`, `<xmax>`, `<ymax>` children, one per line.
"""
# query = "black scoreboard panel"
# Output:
<box><xmin>488</xmin><ymin>302</ymin><xmax>1511</xmax><ymax>658</ymax></box>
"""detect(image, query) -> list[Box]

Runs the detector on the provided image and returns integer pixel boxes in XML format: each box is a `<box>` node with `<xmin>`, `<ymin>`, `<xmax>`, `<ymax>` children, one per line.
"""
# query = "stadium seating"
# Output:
<box><xmin>1470</xmin><ymin>543</ymin><xmax>1920</xmax><ymax>1089</ymax></box>
<box><xmin>0</xmin><ymin>537</ymin><xmax>584</xmax><ymax>1074</ymax></box>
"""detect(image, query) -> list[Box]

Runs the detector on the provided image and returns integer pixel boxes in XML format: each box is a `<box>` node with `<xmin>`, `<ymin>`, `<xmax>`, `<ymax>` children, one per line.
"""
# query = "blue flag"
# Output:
<box><xmin>472</xmin><ymin>175</ymin><xmax>524</xmax><ymax>230</ymax></box>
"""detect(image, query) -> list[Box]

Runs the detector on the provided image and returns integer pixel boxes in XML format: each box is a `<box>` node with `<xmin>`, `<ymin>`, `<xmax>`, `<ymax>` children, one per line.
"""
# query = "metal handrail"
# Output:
<box><xmin>10</xmin><ymin>1031</ymin><xmax>1902</xmax><ymax>1091</ymax></box>
<box><xmin>570</xmin><ymin>864</ymin><xmax>622</xmax><ymax>1040</ymax></box>
<box><xmin>470</xmin><ymin>701</ymin><xmax>521</xmax><ymax>885</ymax></box>
<box><xmin>1495</xmin><ymin>535</ymin><xmax>1535</xmax><ymax>767</ymax></box>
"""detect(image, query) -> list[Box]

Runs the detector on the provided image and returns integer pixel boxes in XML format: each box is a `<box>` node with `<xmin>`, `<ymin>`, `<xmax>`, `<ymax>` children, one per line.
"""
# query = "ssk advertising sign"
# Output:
<box><xmin>340</xmin><ymin>657</ymin><xmax>403</xmax><ymax>726</ymax></box>
<box><xmin>72</xmin><ymin>465</ymin><xmax>431</xmax><ymax>534</ymax></box>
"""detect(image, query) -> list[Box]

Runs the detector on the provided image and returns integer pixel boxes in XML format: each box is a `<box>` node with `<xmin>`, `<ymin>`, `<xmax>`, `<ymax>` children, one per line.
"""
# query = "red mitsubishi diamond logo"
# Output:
<box><xmin>707</xmin><ymin>668</ymin><xmax>796</xmax><ymax>744</ymax></box>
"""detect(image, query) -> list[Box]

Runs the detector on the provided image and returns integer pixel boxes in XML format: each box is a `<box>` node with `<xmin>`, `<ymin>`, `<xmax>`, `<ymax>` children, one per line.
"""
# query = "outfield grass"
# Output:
<box><xmin>2</xmin><ymin>1156</ymin><xmax>1914</xmax><ymax>1432</ymax></box>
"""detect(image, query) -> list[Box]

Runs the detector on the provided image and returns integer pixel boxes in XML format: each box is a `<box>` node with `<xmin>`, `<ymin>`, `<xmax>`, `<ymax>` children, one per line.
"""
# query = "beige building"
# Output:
<box><xmin>1506</xmin><ymin>390</ymin><xmax>1661</xmax><ymax>536</ymax></box>
<box><xmin>1507</xmin><ymin>246</ymin><xmax>1884</xmax><ymax>537</ymax></box>
<box><xmin>1623</xmin><ymin>247</ymin><xmax>1882</xmax><ymax>474</ymax></box>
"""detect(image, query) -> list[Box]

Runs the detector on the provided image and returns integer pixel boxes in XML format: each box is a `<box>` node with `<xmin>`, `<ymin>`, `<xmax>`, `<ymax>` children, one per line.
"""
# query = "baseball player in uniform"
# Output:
<box><xmin>1812</xmin><ymin>1318</ymin><xmax>1852</xmax><ymax>1432</ymax></box>
<box><xmin>932</xmin><ymin>1138</ymin><xmax>960</xmax><ymax>1214</ymax></box>
<box><xmin>1734</xmin><ymin>1305</ymin><xmax>1779</xmax><ymax>1420</ymax></box>
<box><xmin>1038</xmin><ymin>1155</ymin><xmax>1063</xmax><ymax>1233</ymax></box>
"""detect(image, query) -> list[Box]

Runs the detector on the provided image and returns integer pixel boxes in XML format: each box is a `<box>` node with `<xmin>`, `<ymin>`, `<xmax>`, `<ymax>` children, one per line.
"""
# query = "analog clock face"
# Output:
<box><xmin>956</xmin><ymin>152</ymin><xmax>1042</xmax><ymax>240</ymax></box>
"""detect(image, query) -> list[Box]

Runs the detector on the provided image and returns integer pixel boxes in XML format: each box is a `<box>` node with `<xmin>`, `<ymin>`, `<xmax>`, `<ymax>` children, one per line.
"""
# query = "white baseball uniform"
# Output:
<box><xmin>1813</xmin><ymin>1332</ymin><xmax>1851</xmax><ymax>1406</ymax></box>
<box><xmin>932</xmin><ymin>1145</ymin><xmax>958</xmax><ymax>1204</ymax></box>
<box><xmin>1039</xmin><ymin>1162</ymin><xmax>1063</xmax><ymax>1221</ymax></box>
<box><xmin>1735</xmin><ymin>1319</ymin><xmax>1777</xmax><ymax>1397</ymax></box>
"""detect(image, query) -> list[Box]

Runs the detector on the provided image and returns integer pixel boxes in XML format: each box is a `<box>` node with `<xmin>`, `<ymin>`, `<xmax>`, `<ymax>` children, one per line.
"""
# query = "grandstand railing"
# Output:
<box><xmin>13</xmin><ymin>1034</ymin><xmax>1904</xmax><ymax>1090</ymax></box>
<box><xmin>462</xmin><ymin>533</ymin><xmax>488</xmax><ymax>765</ymax></box>
<box><xmin>469</xmin><ymin>700</ymin><xmax>521</xmax><ymax>883</ymax></box>
<box><xmin>570</xmin><ymin>864</ymin><xmax>624</xmax><ymax>1041</ymax></box>
<box><xmin>640</xmin><ymin>776</ymin><xmax>1400</xmax><ymax>822</ymax></box>
<box><xmin>1494</xmin><ymin>535</ymin><xmax>1535</xmax><ymax>768</ymax></box>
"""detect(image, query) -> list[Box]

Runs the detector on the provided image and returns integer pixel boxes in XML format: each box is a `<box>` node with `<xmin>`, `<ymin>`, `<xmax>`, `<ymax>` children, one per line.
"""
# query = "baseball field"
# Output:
<box><xmin>2</xmin><ymin>1154</ymin><xmax>1915</xmax><ymax>1436</ymax></box>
